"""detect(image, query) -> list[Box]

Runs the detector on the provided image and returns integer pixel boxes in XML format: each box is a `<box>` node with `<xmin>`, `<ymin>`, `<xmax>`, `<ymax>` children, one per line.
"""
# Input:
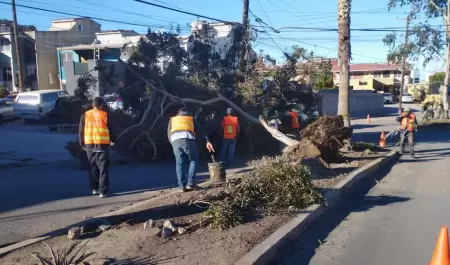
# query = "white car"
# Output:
<box><xmin>383</xmin><ymin>93</ymin><xmax>393</xmax><ymax>104</ymax></box>
<box><xmin>13</xmin><ymin>90</ymin><xmax>69</xmax><ymax>122</ymax></box>
<box><xmin>0</xmin><ymin>99</ymin><xmax>15</xmax><ymax>124</ymax></box>
<box><xmin>401</xmin><ymin>93</ymin><xmax>414</xmax><ymax>103</ymax></box>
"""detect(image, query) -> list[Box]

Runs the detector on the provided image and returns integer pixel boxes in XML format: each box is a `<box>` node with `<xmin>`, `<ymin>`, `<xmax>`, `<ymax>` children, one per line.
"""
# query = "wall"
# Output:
<box><xmin>31</xmin><ymin>19</ymin><xmax>101</xmax><ymax>90</ymax></box>
<box><xmin>319</xmin><ymin>89</ymin><xmax>384</xmax><ymax>118</ymax></box>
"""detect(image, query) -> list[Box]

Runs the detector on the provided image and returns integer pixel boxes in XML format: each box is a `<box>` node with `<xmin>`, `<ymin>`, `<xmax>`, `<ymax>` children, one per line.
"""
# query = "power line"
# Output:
<box><xmin>0</xmin><ymin>1</ymin><xmax>170</xmax><ymax>28</ymax></box>
<box><xmin>132</xmin><ymin>0</ymin><xmax>237</xmax><ymax>24</ymax></box>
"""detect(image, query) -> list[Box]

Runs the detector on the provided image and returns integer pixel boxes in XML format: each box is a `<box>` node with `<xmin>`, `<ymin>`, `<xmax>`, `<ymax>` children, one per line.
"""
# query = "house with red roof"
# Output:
<box><xmin>331</xmin><ymin>59</ymin><xmax>411</xmax><ymax>94</ymax></box>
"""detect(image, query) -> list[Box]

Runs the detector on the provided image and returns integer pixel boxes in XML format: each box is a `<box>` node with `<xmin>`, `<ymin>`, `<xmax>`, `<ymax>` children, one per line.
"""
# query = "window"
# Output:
<box><xmin>78</xmin><ymin>25</ymin><xmax>84</xmax><ymax>31</ymax></box>
<box><xmin>2</xmin><ymin>67</ymin><xmax>12</xmax><ymax>81</ymax></box>
<box><xmin>17</xmin><ymin>95</ymin><xmax>39</xmax><ymax>104</ymax></box>
<box><xmin>0</xmin><ymin>38</ymin><xmax>10</xmax><ymax>51</ymax></box>
<box><xmin>41</xmin><ymin>92</ymin><xmax>59</xmax><ymax>103</ymax></box>
<box><xmin>394</xmin><ymin>70</ymin><xmax>401</xmax><ymax>78</ymax></box>
<box><xmin>374</xmin><ymin>71</ymin><xmax>382</xmax><ymax>78</ymax></box>
<box><xmin>383</xmin><ymin>71</ymin><xmax>390</xmax><ymax>78</ymax></box>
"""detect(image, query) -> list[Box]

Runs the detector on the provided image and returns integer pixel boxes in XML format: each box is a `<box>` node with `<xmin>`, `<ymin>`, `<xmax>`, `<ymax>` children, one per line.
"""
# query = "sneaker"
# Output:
<box><xmin>92</xmin><ymin>190</ymin><xmax>99</xmax><ymax>195</ymax></box>
<box><xmin>178</xmin><ymin>187</ymin><xmax>187</xmax><ymax>193</ymax></box>
<box><xmin>99</xmin><ymin>193</ymin><xmax>108</xmax><ymax>198</ymax></box>
<box><xmin>186</xmin><ymin>184</ymin><xmax>198</xmax><ymax>191</ymax></box>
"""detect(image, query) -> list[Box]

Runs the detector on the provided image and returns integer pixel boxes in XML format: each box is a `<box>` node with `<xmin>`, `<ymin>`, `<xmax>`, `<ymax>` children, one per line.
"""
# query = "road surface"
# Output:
<box><xmin>277</xmin><ymin>124</ymin><xmax>450</xmax><ymax>265</ymax></box>
<box><xmin>0</xmin><ymin>160</ymin><xmax>250</xmax><ymax>246</ymax></box>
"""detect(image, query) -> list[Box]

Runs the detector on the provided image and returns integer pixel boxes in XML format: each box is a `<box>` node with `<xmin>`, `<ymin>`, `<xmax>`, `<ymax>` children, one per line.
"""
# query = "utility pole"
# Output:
<box><xmin>398</xmin><ymin>14</ymin><xmax>412</xmax><ymax>114</ymax></box>
<box><xmin>442</xmin><ymin>2</ymin><xmax>450</xmax><ymax>118</ymax></box>
<box><xmin>337</xmin><ymin>0</ymin><xmax>351</xmax><ymax>134</ymax></box>
<box><xmin>11</xmin><ymin>0</ymin><xmax>23</xmax><ymax>92</ymax></box>
<box><xmin>239</xmin><ymin>0</ymin><xmax>249</xmax><ymax>72</ymax></box>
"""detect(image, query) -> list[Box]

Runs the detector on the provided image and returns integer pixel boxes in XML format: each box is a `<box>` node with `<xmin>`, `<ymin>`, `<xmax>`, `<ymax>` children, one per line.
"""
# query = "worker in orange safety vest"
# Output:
<box><xmin>287</xmin><ymin>109</ymin><xmax>301</xmax><ymax>138</ymax></box>
<box><xmin>220</xmin><ymin>108</ymin><xmax>240</xmax><ymax>164</ymax></box>
<box><xmin>79</xmin><ymin>97</ymin><xmax>116</xmax><ymax>198</ymax></box>
<box><xmin>168</xmin><ymin>108</ymin><xmax>215</xmax><ymax>192</ymax></box>
<box><xmin>396</xmin><ymin>107</ymin><xmax>418</xmax><ymax>158</ymax></box>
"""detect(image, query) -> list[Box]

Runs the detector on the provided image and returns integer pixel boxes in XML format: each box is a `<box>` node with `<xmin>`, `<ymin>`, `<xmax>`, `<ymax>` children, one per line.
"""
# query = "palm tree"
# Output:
<box><xmin>337</xmin><ymin>0</ymin><xmax>352</xmax><ymax>144</ymax></box>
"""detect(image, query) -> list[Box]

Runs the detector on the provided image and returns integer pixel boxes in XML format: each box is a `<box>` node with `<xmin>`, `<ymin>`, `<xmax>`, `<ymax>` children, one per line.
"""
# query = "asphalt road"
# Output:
<box><xmin>0</xmin><ymin>161</ymin><xmax>250</xmax><ymax>246</ymax></box>
<box><xmin>277</xmin><ymin>125</ymin><xmax>450</xmax><ymax>265</ymax></box>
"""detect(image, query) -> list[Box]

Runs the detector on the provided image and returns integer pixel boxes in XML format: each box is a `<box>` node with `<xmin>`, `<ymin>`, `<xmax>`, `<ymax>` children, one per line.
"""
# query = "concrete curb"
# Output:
<box><xmin>235</xmin><ymin>150</ymin><xmax>399</xmax><ymax>265</ymax></box>
<box><xmin>0</xmin><ymin>167</ymin><xmax>251</xmax><ymax>257</ymax></box>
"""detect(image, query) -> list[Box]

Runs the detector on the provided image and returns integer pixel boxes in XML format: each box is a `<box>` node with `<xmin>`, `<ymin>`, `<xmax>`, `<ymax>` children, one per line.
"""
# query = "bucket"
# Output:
<box><xmin>208</xmin><ymin>162</ymin><xmax>226</xmax><ymax>183</ymax></box>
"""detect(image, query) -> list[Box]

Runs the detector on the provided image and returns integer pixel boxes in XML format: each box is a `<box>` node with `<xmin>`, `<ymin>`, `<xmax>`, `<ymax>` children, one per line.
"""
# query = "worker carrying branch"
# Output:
<box><xmin>396</xmin><ymin>107</ymin><xmax>418</xmax><ymax>158</ymax></box>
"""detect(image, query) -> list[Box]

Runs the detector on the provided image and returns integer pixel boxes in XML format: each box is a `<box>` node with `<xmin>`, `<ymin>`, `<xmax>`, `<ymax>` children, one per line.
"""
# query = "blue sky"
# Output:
<box><xmin>1</xmin><ymin>0</ymin><xmax>445</xmax><ymax>79</ymax></box>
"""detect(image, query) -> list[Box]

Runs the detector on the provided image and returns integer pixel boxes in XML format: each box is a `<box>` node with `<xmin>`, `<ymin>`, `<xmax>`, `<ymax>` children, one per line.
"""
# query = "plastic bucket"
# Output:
<box><xmin>208</xmin><ymin>162</ymin><xmax>226</xmax><ymax>183</ymax></box>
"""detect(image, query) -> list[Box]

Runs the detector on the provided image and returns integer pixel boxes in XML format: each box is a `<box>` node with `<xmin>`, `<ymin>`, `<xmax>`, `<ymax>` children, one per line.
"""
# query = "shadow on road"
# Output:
<box><xmin>272</xmin><ymin>156</ymin><xmax>411</xmax><ymax>265</ymax></box>
<box><xmin>0</xmin><ymin>159</ymin><xmax>250</xmax><ymax>214</ymax></box>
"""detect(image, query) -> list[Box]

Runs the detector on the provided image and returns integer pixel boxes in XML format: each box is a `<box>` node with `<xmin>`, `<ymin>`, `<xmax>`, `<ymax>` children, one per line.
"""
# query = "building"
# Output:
<box><xmin>179</xmin><ymin>20</ymin><xmax>256</xmax><ymax>65</ymax></box>
<box><xmin>332</xmin><ymin>61</ymin><xmax>411</xmax><ymax>94</ymax></box>
<box><xmin>57</xmin><ymin>30</ymin><xmax>141</xmax><ymax>95</ymax></box>
<box><xmin>0</xmin><ymin>18</ymin><xmax>101</xmax><ymax>92</ymax></box>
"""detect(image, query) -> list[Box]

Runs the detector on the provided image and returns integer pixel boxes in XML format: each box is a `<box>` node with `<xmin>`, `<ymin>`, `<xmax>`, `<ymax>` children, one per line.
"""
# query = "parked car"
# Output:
<box><xmin>383</xmin><ymin>93</ymin><xmax>393</xmax><ymax>104</ymax></box>
<box><xmin>0</xmin><ymin>99</ymin><xmax>15</xmax><ymax>124</ymax></box>
<box><xmin>5</xmin><ymin>93</ymin><xmax>18</xmax><ymax>101</ymax></box>
<box><xmin>401</xmin><ymin>93</ymin><xmax>414</xmax><ymax>103</ymax></box>
<box><xmin>13</xmin><ymin>90</ymin><xmax>69</xmax><ymax>122</ymax></box>
<box><xmin>104</xmin><ymin>94</ymin><xmax>124</xmax><ymax>110</ymax></box>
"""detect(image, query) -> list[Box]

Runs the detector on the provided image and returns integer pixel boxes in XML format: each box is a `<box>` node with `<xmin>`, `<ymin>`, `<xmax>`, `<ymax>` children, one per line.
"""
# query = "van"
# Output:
<box><xmin>13</xmin><ymin>90</ymin><xmax>69</xmax><ymax>121</ymax></box>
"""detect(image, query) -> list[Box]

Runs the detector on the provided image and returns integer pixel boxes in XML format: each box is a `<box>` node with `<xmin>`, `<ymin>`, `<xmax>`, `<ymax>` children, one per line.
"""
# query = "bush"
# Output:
<box><xmin>352</xmin><ymin>141</ymin><xmax>376</xmax><ymax>151</ymax></box>
<box><xmin>205</xmin><ymin>156</ymin><xmax>324</xmax><ymax>230</ymax></box>
<box><xmin>0</xmin><ymin>86</ymin><xmax>9</xmax><ymax>98</ymax></box>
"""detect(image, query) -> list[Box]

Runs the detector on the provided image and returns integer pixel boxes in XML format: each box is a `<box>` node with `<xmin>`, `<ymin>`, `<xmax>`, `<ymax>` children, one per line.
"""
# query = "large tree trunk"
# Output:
<box><xmin>337</xmin><ymin>0</ymin><xmax>352</xmax><ymax>135</ymax></box>
<box><xmin>443</xmin><ymin>11</ymin><xmax>450</xmax><ymax>118</ymax></box>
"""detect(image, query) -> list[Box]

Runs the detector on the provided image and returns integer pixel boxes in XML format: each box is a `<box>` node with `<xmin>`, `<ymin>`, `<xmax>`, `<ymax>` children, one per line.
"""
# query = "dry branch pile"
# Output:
<box><xmin>286</xmin><ymin>116</ymin><xmax>352</xmax><ymax>162</ymax></box>
<box><xmin>205</xmin><ymin>156</ymin><xmax>324</xmax><ymax>229</ymax></box>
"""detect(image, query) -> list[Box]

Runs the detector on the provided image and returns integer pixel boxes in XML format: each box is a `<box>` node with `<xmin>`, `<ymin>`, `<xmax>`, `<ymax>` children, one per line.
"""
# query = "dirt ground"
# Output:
<box><xmin>0</xmin><ymin>150</ymin><xmax>387</xmax><ymax>265</ymax></box>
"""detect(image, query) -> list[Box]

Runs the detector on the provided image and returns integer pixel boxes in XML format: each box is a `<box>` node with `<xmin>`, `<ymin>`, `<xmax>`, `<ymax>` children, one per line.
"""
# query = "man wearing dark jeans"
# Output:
<box><xmin>220</xmin><ymin>108</ymin><xmax>240</xmax><ymax>164</ymax></box>
<box><xmin>168</xmin><ymin>108</ymin><xmax>215</xmax><ymax>192</ymax></box>
<box><xmin>79</xmin><ymin>97</ymin><xmax>116</xmax><ymax>198</ymax></box>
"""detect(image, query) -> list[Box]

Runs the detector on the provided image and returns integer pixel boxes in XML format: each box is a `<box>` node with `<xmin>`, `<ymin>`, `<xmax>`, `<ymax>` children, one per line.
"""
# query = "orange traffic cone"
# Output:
<box><xmin>366</xmin><ymin>114</ymin><xmax>371</xmax><ymax>123</ymax></box>
<box><xmin>429</xmin><ymin>226</ymin><xmax>450</xmax><ymax>265</ymax></box>
<box><xmin>379</xmin><ymin>130</ymin><xmax>386</xmax><ymax>148</ymax></box>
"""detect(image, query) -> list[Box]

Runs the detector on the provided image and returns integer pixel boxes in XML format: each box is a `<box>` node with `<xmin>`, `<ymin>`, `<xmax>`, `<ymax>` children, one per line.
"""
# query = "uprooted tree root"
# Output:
<box><xmin>284</xmin><ymin>116</ymin><xmax>353</xmax><ymax>163</ymax></box>
<box><xmin>205</xmin><ymin>156</ymin><xmax>324</xmax><ymax>230</ymax></box>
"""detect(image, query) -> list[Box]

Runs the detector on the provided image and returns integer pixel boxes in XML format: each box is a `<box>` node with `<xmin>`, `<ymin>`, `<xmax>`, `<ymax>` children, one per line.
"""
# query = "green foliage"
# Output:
<box><xmin>205</xmin><ymin>156</ymin><xmax>324</xmax><ymax>230</ymax></box>
<box><xmin>429</xmin><ymin>72</ymin><xmax>445</xmax><ymax>86</ymax></box>
<box><xmin>0</xmin><ymin>86</ymin><xmax>8</xmax><ymax>97</ymax></box>
<box><xmin>31</xmin><ymin>241</ymin><xmax>95</xmax><ymax>265</ymax></box>
<box><xmin>384</xmin><ymin>1</ymin><xmax>445</xmax><ymax>67</ymax></box>
<box><xmin>352</xmin><ymin>141</ymin><xmax>376</xmax><ymax>151</ymax></box>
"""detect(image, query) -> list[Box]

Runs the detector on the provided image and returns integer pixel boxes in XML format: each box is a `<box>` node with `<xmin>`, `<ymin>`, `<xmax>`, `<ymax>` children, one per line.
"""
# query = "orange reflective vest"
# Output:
<box><xmin>400</xmin><ymin>112</ymin><xmax>416</xmax><ymax>132</ymax></box>
<box><xmin>170</xmin><ymin>115</ymin><xmax>196</xmax><ymax>135</ymax></box>
<box><xmin>288</xmin><ymin>111</ymin><xmax>300</xmax><ymax>129</ymax></box>
<box><xmin>84</xmin><ymin>109</ymin><xmax>110</xmax><ymax>145</ymax></box>
<box><xmin>223</xmin><ymin>116</ymin><xmax>238</xmax><ymax>139</ymax></box>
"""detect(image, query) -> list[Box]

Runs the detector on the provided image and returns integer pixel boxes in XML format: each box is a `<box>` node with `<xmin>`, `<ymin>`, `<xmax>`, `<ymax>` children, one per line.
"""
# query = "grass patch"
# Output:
<box><xmin>419</xmin><ymin>119</ymin><xmax>450</xmax><ymax>127</ymax></box>
<box><xmin>352</xmin><ymin>141</ymin><xmax>376</xmax><ymax>152</ymax></box>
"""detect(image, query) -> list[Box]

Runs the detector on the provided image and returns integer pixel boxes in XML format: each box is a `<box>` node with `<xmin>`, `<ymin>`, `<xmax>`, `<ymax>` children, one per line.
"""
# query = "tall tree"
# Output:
<box><xmin>385</xmin><ymin>0</ymin><xmax>446</xmax><ymax>117</ymax></box>
<box><xmin>337</xmin><ymin>0</ymin><xmax>352</xmax><ymax>138</ymax></box>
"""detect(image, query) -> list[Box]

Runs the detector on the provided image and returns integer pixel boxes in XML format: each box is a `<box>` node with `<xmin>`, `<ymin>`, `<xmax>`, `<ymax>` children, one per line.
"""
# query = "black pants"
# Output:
<box><xmin>400</xmin><ymin>131</ymin><xmax>415</xmax><ymax>154</ymax></box>
<box><xmin>86</xmin><ymin>151</ymin><xmax>110</xmax><ymax>194</ymax></box>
